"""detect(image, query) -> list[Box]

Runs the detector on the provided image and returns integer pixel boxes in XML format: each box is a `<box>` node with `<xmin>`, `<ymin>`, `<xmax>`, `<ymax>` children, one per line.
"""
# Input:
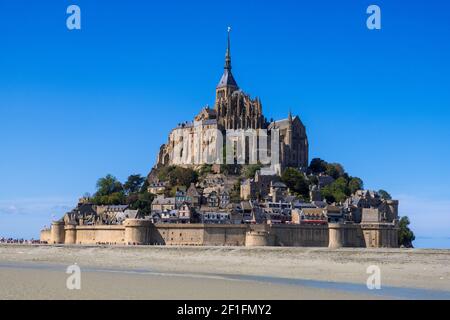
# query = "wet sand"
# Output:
<box><xmin>0</xmin><ymin>245</ymin><xmax>449</xmax><ymax>300</ymax></box>
<box><xmin>0</xmin><ymin>263</ymin><xmax>378</xmax><ymax>300</ymax></box>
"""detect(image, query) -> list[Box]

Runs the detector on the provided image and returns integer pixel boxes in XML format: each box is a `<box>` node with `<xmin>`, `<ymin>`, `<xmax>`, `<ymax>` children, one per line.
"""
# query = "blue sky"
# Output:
<box><xmin>0</xmin><ymin>0</ymin><xmax>449</xmax><ymax>247</ymax></box>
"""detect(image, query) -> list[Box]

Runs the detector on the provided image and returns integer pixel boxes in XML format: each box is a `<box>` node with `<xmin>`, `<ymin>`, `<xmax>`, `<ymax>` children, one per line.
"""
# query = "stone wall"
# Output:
<box><xmin>151</xmin><ymin>224</ymin><xmax>204</xmax><ymax>246</ymax></box>
<box><xmin>204</xmin><ymin>225</ymin><xmax>247</xmax><ymax>246</ymax></box>
<box><xmin>150</xmin><ymin>224</ymin><xmax>247</xmax><ymax>246</ymax></box>
<box><xmin>40</xmin><ymin>228</ymin><xmax>51</xmax><ymax>243</ymax></box>
<box><xmin>328</xmin><ymin>223</ymin><xmax>366</xmax><ymax>248</ymax></box>
<box><xmin>361</xmin><ymin>223</ymin><xmax>399</xmax><ymax>248</ymax></box>
<box><xmin>70</xmin><ymin>225</ymin><xmax>125</xmax><ymax>245</ymax></box>
<box><xmin>46</xmin><ymin>220</ymin><xmax>399</xmax><ymax>248</ymax></box>
<box><xmin>271</xmin><ymin>224</ymin><xmax>329</xmax><ymax>247</ymax></box>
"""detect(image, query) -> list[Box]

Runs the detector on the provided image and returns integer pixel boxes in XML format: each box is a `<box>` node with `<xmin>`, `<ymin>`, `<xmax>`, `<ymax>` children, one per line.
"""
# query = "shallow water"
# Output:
<box><xmin>1</xmin><ymin>262</ymin><xmax>449</xmax><ymax>300</ymax></box>
<box><xmin>226</xmin><ymin>274</ymin><xmax>450</xmax><ymax>300</ymax></box>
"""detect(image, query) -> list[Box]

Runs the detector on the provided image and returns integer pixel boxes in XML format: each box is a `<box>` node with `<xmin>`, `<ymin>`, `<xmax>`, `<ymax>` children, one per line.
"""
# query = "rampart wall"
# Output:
<box><xmin>42</xmin><ymin>220</ymin><xmax>398</xmax><ymax>248</ymax></box>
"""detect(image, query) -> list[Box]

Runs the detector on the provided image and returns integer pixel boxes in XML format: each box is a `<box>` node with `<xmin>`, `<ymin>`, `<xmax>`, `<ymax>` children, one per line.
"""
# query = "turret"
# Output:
<box><xmin>50</xmin><ymin>221</ymin><xmax>65</xmax><ymax>244</ymax></box>
<box><xmin>124</xmin><ymin>219</ymin><xmax>152</xmax><ymax>245</ymax></box>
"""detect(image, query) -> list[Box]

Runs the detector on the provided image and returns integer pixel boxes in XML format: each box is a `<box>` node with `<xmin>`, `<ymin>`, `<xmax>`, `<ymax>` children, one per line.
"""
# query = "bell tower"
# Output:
<box><xmin>215</xmin><ymin>27</ymin><xmax>239</xmax><ymax>105</ymax></box>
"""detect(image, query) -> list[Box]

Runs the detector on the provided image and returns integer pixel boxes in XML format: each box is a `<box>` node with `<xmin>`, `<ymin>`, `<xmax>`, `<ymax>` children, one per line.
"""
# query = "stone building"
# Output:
<box><xmin>155</xmin><ymin>30</ymin><xmax>308</xmax><ymax>173</ymax></box>
<box><xmin>186</xmin><ymin>183</ymin><xmax>201</xmax><ymax>207</ymax></box>
<box><xmin>151</xmin><ymin>195</ymin><xmax>176</xmax><ymax>212</ymax></box>
<box><xmin>268</xmin><ymin>112</ymin><xmax>308</xmax><ymax>170</ymax></box>
<box><xmin>344</xmin><ymin>190</ymin><xmax>399</xmax><ymax>224</ymax></box>
<box><xmin>240</xmin><ymin>170</ymin><xmax>280</xmax><ymax>200</ymax></box>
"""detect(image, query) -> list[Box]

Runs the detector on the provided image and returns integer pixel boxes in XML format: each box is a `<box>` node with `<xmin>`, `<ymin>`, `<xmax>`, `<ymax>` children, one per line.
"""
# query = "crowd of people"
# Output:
<box><xmin>0</xmin><ymin>237</ymin><xmax>44</xmax><ymax>244</ymax></box>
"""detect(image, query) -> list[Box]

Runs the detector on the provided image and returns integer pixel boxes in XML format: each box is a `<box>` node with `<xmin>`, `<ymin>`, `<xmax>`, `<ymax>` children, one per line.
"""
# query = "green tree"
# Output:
<box><xmin>321</xmin><ymin>177</ymin><xmax>350</xmax><ymax>203</ymax></box>
<box><xmin>378</xmin><ymin>189</ymin><xmax>392</xmax><ymax>200</ymax></box>
<box><xmin>123</xmin><ymin>174</ymin><xmax>145</xmax><ymax>195</ymax></box>
<box><xmin>140</xmin><ymin>179</ymin><xmax>150</xmax><ymax>194</ymax></box>
<box><xmin>325</xmin><ymin>163</ymin><xmax>345</xmax><ymax>179</ymax></box>
<box><xmin>321</xmin><ymin>186</ymin><xmax>335</xmax><ymax>203</ymax></box>
<box><xmin>198</xmin><ymin>164</ymin><xmax>213</xmax><ymax>177</ymax></box>
<box><xmin>173</xmin><ymin>167</ymin><xmax>198</xmax><ymax>188</ymax></box>
<box><xmin>309</xmin><ymin>158</ymin><xmax>328</xmax><ymax>174</ymax></box>
<box><xmin>157</xmin><ymin>165</ymin><xmax>175</xmax><ymax>181</ymax></box>
<box><xmin>158</xmin><ymin>166</ymin><xmax>198</xmax><ymax>188</ymax></box>
<box><xmin>281</xmin><ymin>167</ymin><xmax>309</xmax><ymax>199</ymax></box>
<box><xmin>398</xmin><ymin>216</ymin><xmax>415</xmax><ymax>248</ymax></box>
<box><xmin>348</xmin><ymin>177</ymin><xmax>364</xmax><ymax>194</ymax></box>
<box><xmin>230</xmin><ymin>180</ymin><xmax>242</xmax><ymax>203</ymax></box>
<box><xmin>92</xmin><ymin>192</ymin><xmax>126</xmax><ymax>205</ymax></box>
<box><xmin>95</xmin><ymin>174</ymin><xmax>123</xmax><ymax>196</ymax></box>
<box><xmin>242</xmin><ymin>164</ymin><xmax>262</xmax><ymax>179</ymax></box>
<box><xmin>129</xmin><ymin>192</ymin><xmax>155</xmax><ymax>216</ymax></box>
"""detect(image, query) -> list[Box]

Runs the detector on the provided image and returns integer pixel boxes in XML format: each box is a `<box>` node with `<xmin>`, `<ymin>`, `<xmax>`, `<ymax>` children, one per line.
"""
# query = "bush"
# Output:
<box><xmin>95</xmin><ymin>174</ymin><xmax>123</xmax><ymax>197</ymax></box>
<box><xmin>321</xmin><ymin>177</ymin><xmax>350</xmax><ymax>203</ymax></box>
<box><xmin>158</xmin><ymin>166</ymin><xmax>198</xmax><ymax>188</ymax></box>
<box><xmin>242</xmin><ymin>164</ymin><xmax>262</xmax><ymax>179</ymax></box>
<box><xmin>398</xmin><ymin>216</ymin><xmax>415</xmax><ymax>248</ymax></box>
<box><xmin>378</xmin><ymin>189</ymin><xmax>392</xmax><ymax>200</ymax></box>
<box><xmin>348</xmin><ymin>177</ymin><xmax>364</xmax><ymax>194</ymax></box>
<box><xmin>309</xmin><ymin>158</ymin><xmax>327</xmax><ymax>174</ymax></box>
<box><xmin>281</xmin><ymin>167</ymin><xmax>309</xmax><ymax>199</ymax></box>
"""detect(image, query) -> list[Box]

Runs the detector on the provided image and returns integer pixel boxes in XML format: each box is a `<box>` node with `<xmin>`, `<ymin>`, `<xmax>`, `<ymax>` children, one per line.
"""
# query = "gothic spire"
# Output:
<box><xmin>225</xmin><ymin>27</ymin><xmax>232</xmax><ymax>70</ymax></box>
<box><xmin>217</xmin><ymin>27</ymin><xmax>238</xmax><ymax>90</ymax></box>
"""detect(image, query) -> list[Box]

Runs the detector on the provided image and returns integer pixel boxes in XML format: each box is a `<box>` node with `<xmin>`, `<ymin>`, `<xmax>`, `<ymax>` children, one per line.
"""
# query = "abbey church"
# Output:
<box><xmin>156</xmin><ymin>30</ymin><xmax>309</xmax><ymax>173</ymax></box>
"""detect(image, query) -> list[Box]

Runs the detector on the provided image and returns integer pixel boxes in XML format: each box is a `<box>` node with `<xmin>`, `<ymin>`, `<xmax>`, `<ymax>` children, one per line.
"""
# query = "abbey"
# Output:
<box><xmin>156</xmin><ymin>30</ymin><xmax>308</xmax><ymax>173</ymax></box>
<box><xmin>39</xmin><ymin>30</ymin><xmax>400</xmax><ymax>250</ymax></box>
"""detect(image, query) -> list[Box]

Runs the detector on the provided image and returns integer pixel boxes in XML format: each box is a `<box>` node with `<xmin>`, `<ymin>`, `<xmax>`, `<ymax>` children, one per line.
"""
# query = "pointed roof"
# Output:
<box><xmin>217</xmin><ymin>27</ymin><xmax>239</xmax><ymax>89</ymax></box>
<box><xmin>187</xmin><ymin>183</ymin><xmax>200</xmax><ymax>197</ymax></box>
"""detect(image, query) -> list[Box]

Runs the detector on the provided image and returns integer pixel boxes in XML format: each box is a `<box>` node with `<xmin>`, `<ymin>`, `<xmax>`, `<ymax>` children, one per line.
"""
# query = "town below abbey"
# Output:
<box><xmin>40</xmin><ymin>31</ymin><xmax>403</xmax><ymax>249</ymax></box>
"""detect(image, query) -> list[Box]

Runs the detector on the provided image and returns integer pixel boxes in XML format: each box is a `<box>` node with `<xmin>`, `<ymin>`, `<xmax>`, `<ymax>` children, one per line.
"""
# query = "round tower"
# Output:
<box><xmin>64</xmin><ymin>223</ymin><xmax>77</xmax><ymax>245</ymax></box>
<box><xmin>328</xmin><ymin>223</ymin><xmax>345</xmax><ymax>248</ymax></box>
<box><xmin>50</xmin><ymin>221</ymin><xmax>65</xmax><ymax>244</ymax></box>
<box><xmin>124</xmin><ymin>219</ymin><xmax>152</xmax><ymax>245</ymax></box>
<box><xmin>245</xmin><ymin>230</ymin><xmax>274</xmax><ymax>247</ymax></box>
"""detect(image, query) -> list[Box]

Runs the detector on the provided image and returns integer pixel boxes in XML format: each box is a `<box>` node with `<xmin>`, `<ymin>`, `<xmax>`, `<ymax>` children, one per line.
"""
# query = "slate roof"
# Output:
<box><xmin>217</xmin><ymin>69</ymin><xmax>238</xmax><ymax>89</ymax></box>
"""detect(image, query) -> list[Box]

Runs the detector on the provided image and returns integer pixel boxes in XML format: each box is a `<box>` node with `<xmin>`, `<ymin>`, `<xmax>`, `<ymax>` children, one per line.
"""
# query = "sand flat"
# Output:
<box><xmin>0</xmin><ymin>245</ymin><xmax>449</xmax><ymax>300</ymax></box>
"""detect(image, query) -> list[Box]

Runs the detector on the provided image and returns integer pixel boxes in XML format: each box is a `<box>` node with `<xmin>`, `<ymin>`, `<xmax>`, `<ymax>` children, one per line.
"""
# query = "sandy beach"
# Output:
<box><xmin>1</xmin><ymin>245</ymin><xmax>449</xmax><ymax>300</ymax></box>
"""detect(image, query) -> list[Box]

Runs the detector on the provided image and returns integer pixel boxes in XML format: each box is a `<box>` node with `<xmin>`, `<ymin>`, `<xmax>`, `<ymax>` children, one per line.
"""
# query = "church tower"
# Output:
<box><xmin>215</xmin><ymin>27</ymin><xmax>239</xmax><ymax>104</ymax></box>
<box><xmin>215</xmin><ymin>28</ymin><xmax>265</xmax><ymax>130</ymax></box>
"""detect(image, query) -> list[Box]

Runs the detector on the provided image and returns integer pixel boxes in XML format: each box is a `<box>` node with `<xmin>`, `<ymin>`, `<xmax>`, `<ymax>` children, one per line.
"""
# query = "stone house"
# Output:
<box><xmin>151</xmin><ymin>195</ymin><xmax>176</xmax><ymax>212</ymax></box>
<box><xmin>186</xmin><ymin>183</ymin><xmax>201</xmax><ymax>208</ymax></box>
<box><xmin>175</xmin><ymin>188</ymin><xmax>189</xmax><ymax>208</ymax></box>
<box><xmin>292</xmin><ymin>208</ymin><xmax>327</xmax><ymax>225</ymax></box>
<box><xmin>148</xmin><ymin>182</ymin><xmax>167</xmax><ymax>195</ymax></box>
<box><xmin>240</xmin><ymin>170</ymin><xmax>280</xmax><ymax>201</ymax></box>
<box><xmin>160</xmin><ymin>210</ymin><xmax>179</xmax><ymax>223</ymax></box>
<box><xmin>199</xmin><ymin>209</ymin><xmax>230</xmax><ymax>224</ymax></box>
<box><xmin>178</xmin><ymin>203</ymin><xmax>193</xmax><ymax>223</ymax></box>
<box><xmin>219</xmin><ymin>190</ymin><xmax>230</xmax><ymax>208</ymax></box>
<box><xmin>206</xmin><ymin>190</ymin><xmax>219</xmax><ymax>207</ymax></box>
<box><xmin>269</xmin><ymin>181</ymin><xmax>288</xmax><ymax>202</ymax></box>
<box><xmin>326</xmin><ymin>205</ymin><xmax>344</xmax><ymax>223</ymax></box>
<box><xmin>344</xmin><ymin>190</ymin><xmax>399</xmax><ymax>224</ymax></box>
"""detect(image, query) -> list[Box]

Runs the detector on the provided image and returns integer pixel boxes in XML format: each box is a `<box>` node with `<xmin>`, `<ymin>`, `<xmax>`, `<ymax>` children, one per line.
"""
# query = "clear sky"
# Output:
<box><xmin>1</xmin><ymin>0</ymin><xmax>449</xmax><ymax>248</ymax></box>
